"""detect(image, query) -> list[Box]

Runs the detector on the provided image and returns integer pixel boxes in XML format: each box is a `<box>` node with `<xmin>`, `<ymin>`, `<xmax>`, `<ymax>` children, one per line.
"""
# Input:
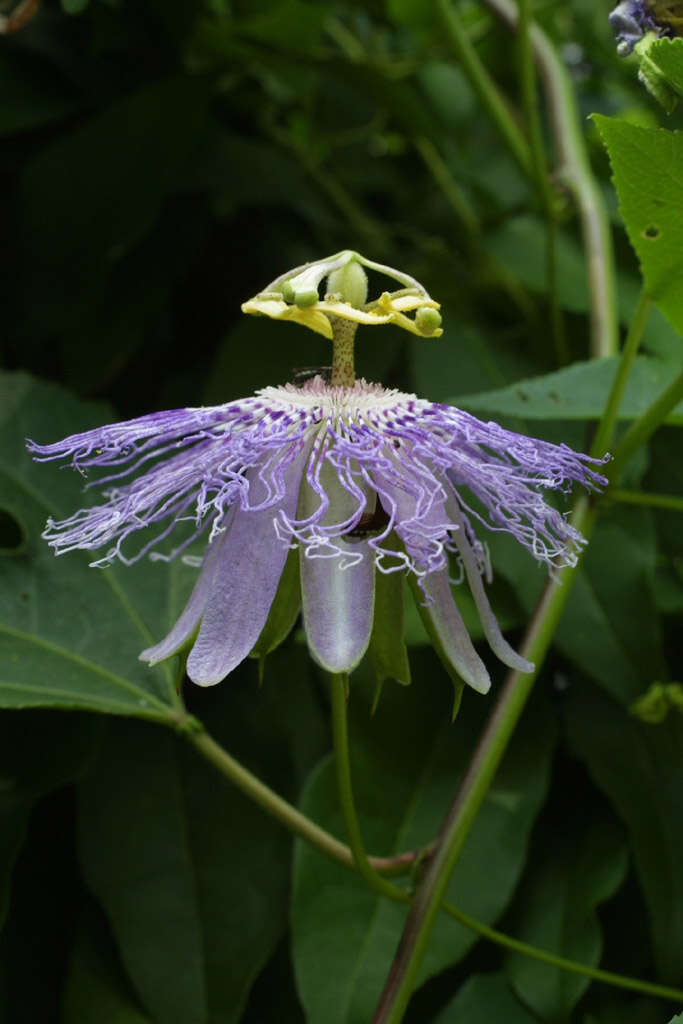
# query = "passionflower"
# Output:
<box><xmin>28</xmin><ymin>251</ymin><xmax>608</xmax><ymax>695</ymax></box>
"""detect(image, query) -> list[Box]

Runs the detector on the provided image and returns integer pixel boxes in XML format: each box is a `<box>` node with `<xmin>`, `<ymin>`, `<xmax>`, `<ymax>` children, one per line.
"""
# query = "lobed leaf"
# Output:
<box><xmin>593</xmin><ymin>115</ymin><xmax>683</xmax><ymax>335</ymax></box>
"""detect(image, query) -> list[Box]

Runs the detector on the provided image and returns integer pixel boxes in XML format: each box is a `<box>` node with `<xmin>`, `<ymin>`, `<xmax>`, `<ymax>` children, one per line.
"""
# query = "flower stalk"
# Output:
<box><xmin>331</xmin><ymin>673</ymin><xmax>410</xmax><ymax>902</ymax></box>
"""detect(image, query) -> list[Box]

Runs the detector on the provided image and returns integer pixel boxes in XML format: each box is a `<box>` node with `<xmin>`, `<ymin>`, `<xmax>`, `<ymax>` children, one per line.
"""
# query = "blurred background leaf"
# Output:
<box><xmin>292</xmin><ymin>660</ymin><xmax>557</xmax><ymax>1024</ymax></box>
<box><xmin>78</xmin><ymin>646</ymin><xmax>327</xmax><ymax>1024</ymax></box>
<box><xmin>504</xmin><ymin>822</ymin><xmax>628</xmax><ymax>1021</ymax></box>
<box><xmin>565</xmin><ymin>681</ymin><xmax>683</xmax><ymax>986</ymax></box>
<box><xmin>433</xmin><ymin>973</ymin><xmax>539</xmax><ymax>1023</ymax></box>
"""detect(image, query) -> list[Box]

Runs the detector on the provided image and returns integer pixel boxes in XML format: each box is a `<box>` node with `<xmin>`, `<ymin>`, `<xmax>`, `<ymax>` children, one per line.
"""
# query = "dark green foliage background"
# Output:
<box><xmin>0</xmin><ymin>1</ymin><xmax>682</xmax><ymax>1022</ymax></box>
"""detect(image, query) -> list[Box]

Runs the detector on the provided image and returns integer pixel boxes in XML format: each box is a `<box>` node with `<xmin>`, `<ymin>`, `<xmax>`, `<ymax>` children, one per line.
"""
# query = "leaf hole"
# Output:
<box><xmin>0</xmin><ymin>508</ymin><xmax>27</xmax><ymax>554</ymax></box>
<box><xmin>516</xmin><ymin>389</ymin><xmax>529</xmax><ymax>402</ymax></box>
<box><xmin>643</xmin><ymin>225</ymin><xmax>660</xmax><ymax>240</ymax></box>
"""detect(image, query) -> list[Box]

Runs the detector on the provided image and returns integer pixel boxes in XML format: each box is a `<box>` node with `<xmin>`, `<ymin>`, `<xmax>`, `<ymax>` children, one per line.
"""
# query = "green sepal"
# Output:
<box><xmin>249</xmin><ymin>546</ymin><xmax>301</xmax><ymax>681</ymax></box>
<box><xmin>407</xmin><ymin>574</ymin><xmax>465</xmax><ymax>721</ymax></box>
<box><xmin>368</xmin><ymin>567</ymin><xmax>411</xmax><ymax>712</ymax></box>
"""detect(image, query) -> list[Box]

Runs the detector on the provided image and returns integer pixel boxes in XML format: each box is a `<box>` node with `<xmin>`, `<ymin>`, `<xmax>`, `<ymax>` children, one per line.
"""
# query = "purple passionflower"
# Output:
<box><xmin>27</xmin><ymin>377</ymin><xmax>608</xmax><ymax>695</ymax></box>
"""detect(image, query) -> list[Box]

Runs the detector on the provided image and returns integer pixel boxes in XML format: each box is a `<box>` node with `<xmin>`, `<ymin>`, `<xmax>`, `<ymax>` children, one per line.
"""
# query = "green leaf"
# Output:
<box><xmin>565</xmin><ymin>682</ymin><xmax>683</xmax><ymax>984</ymax></box>
<box><xmin>417</xmin><ymin>62</ymin><xmax>475</xmax><ymax>125</ymax></box>
<box><xmin>62</xmin><ymin>909</ymin><xmax>153</xmax><ymax>1024</ymax></box>
<box><xmin>433</xmin><ymin>973</ymin><xmax>538</xmax><ymax>1023</ymax></box>
<box><xmin>593</xmin><ymin>115</ymin><xmax>683</xmax><ymax>335</ymax></box>
<box><xmin>558</xmin><ymin>506</ymin><xmax>664</xmax><ymax>704</ymax></box>
<box><xmin>0</xmin><ymin>372</ymin><xmax>197</xmax><ymax>721</ymax></box>
<box><xmin>291</xmin><ymin>662</ymin><xmax>557</xmax><ymax>1024</ymax></box>
<box><xmin>489</xmin><ymin>505</ymin><xmax>663</xmax><ymax>704</ymax></box>
<box><xmin>637</xmin><ymin>37</ymin><xmax>683</xmax><ymax>112</ymax></box>
<box><xmin>451</xmin><ymin>355</ymin><xmax>683</xmax><ymax>423</ymax></box>
<box><xmin>78</xmin><ymin>653</ymin><xmax>327</xmax><ymax>1024</ymax></box>
<box><xmin>583</xmin><ymin>992</ymin><xmax>664</xmax><ymax>1024</ymax></box>
<box><xmin>61</xmin><ymin>0</ymin><xmax>90</xmax><ymax>12</ymax></box>
<box><xmin>0</xmin><ymin>57</ymin><xmax>76</xmax><ymax>136</ymax></box>
<box><xmin>505</xmin><ymin>823</ymin><xmax>628</xmax><ymax>1020</ymax></box>
<box><xmin>21</xmin><ymin>76</ymin><xmax>210</xmax><ymax>327</ymax></box>
<box><xmin>0</xmin><ymin>710</ymin><xmax>97</xmax><ymax>929</ymax></box>
<box><xmin>238</xmin><ymin>0</ymin><xmax>327</xmax><ymax>47</ymax></box>
<box><xmin>485</xmin><ymin>216</ymin><xmax>590</xmax><ymax>313</ymax></box>
<box><xmin>385</xmin><ymin>0</ymin><xmax>434</xmax><ymax>27</ymax></box>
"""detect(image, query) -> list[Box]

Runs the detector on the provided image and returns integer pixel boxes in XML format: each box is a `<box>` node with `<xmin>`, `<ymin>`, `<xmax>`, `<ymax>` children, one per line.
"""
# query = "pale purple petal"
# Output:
<box><xmin>186</xmin><ymin>446</ymin><xmax>310</xmax><ymax>686</ymax></box>
<box><xmin>301</xmin><ymin>538</ymin><xmax>375</xmax><ymax>673</ymax></box>
<box><xmin>139</xmin><ymin>520</ymin><xmax>231</xmax><ymax>665</ymax></box>
<box><xmin>448</xmin><ymin>500</ymin><xmax>534</xmax><ymax>674</ymax></box>
<box><xmin>420</xmin><ymin>569</ymin><xmax>491</xmax><ymax>694</ymax></box>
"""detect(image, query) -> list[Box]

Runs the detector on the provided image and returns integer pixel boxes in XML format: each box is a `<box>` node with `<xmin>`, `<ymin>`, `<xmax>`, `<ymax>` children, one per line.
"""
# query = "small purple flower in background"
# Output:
<box><xmin>28</xmin><ymin>252</ymin><xmax>608</xmax><ymax>696</ymax></box>
<box><xmin>609</xmin><ymin>1</ymin><xmax>666</xmax><ymax>55</ymax></box>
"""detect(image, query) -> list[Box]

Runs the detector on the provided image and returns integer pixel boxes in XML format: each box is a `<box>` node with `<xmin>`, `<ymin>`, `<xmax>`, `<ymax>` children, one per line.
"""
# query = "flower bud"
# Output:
<box><xmin>294</xmin><ymin>289</ymin><xmax>319</xmax><ymax>308</ymax></box>
<box><xmin>415</xmin><ymin>307</ymin><xmax>442</xmax><ymax>335</ymax></box>
<box><xmin>280</xmin><ymin>280</ymin><xmax>296</xmax><ymax>303</ymax></box>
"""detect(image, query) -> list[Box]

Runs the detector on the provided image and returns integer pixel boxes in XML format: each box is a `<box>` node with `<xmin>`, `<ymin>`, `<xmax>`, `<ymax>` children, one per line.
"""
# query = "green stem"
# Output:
<box><xmin>591</xmin><ymin>290</ymin><xmax>653</xmax><ymax>458</ymax></box>
<box><xmin>609</xmin><ymin>488</ymin><xmax>683</xmax><ymax>513</ymax></box>
<box><xmin>481</xmin><ymin>0</ymin><xmax>618</xmax><ymax>359</ymax></box>
<box><xmin>545</xmin><ymin>217</ymin><xmax>568</xmax><ymax>366</ymax></box>
<box><xmin>516</xmin><ymin>0</ymin><xmax>567</xmax><ymax>366</ymax></box>
<box><xmin>185</xmin><ymin>726</ymin><xmax>420</xmax><ymax>878</ymax></box>
<box><xmin>372</xmin><ymin>499</ymin><xmax>597</xmax><ymax>1023</ymax></box>
<box><xmin>609</xmin><ymin>369</ymin><xmax>683</xmax><ymax>482</ymax></box>
<box><xmin>443</xmin><ymin>902</ymin><xmax>683</xmax><ymax>1003</ymax></box>
<box><xmin>434</xmin><ymin>0</ymin><xmax>533</xmax><ymax>181</ymax></box>
<box><xmin>330</xmin><ymin>674</ymin><xmax>410</xmax><ymax>902</ymax></box>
